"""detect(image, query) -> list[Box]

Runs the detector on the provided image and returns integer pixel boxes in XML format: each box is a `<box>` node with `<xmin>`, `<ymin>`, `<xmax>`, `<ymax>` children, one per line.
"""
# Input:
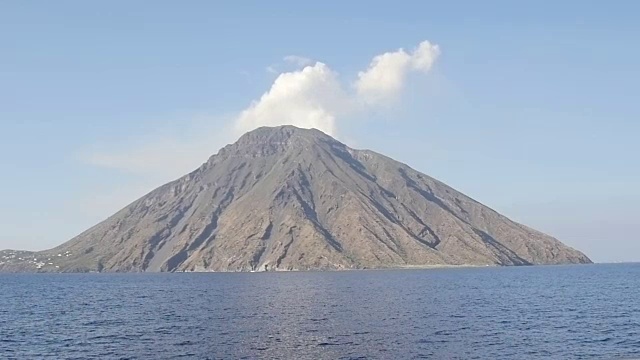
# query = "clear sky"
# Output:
<box><xmin>1</xmin><ymin>1</ymin><xmax>639</xmax><ymax>262</ymax></box>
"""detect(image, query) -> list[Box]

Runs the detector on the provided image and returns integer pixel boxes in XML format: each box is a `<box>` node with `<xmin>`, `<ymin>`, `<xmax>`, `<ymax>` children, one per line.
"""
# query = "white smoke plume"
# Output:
<box><xmin>235</xmin><ymin>40</ymin><xmax>440</xmax><ymax>136</ymax></box>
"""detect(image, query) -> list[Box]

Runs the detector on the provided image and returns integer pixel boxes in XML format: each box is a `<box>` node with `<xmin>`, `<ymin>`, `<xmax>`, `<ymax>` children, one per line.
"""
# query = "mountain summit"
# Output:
<box><xmin>0</xmin><ymin>126</ymin><xmax>591</xmax><ymax>272</ymax></box>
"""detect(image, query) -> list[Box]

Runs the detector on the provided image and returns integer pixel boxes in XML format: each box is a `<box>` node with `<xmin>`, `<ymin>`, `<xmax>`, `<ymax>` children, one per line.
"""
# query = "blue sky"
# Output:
<box><xmin>1</xmin><ymin>1</ymin><xmax>639</xmax><ymax>262</ymax></box>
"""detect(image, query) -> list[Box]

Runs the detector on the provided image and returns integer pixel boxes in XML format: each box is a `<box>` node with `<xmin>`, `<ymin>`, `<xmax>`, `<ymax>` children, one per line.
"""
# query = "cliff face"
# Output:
<box><xmin>0</xmin><ymin>126</ymin><xmax>591</xmax><ymax>272</ymax></box>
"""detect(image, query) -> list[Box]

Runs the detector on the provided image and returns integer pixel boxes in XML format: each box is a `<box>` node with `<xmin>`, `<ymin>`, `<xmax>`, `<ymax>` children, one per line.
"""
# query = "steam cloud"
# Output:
<box><xmin>236</xmin><ymin>40</ymin><xmax>440</xmax><ymax>136</ymax></box>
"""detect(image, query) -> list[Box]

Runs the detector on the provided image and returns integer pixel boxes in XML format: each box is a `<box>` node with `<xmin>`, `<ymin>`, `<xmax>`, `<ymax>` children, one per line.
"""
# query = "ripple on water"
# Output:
<box><xmin>0</xmin><ymin>264</ymin><xmax>638</xmax><ymax>359</ymax></box>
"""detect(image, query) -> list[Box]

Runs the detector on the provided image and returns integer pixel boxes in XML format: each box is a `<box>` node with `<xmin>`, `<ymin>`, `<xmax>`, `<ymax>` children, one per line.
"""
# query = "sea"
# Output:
<box><xmin>1</xmin><ymin>264</ymin><xmax>639</xmax><ymax>359</ymax></box>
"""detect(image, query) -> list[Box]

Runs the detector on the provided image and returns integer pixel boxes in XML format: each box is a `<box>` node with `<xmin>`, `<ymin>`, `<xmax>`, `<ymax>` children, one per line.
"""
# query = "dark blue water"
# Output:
<box><xmin>1</xmin><ymin>264</ymin><xmax>639</xmax><ymax>359</ymax></box>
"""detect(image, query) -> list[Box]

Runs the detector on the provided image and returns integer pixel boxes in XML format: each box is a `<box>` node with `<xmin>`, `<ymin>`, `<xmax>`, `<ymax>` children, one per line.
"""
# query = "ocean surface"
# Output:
<box><xmin>1</xmin><ymin>264</ymin><xmax>639</xmax><ymax>359</ymax></box>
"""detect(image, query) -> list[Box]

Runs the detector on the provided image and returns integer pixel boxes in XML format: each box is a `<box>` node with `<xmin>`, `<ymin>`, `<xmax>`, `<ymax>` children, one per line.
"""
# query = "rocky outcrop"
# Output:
<box><xmin>0</xmin><ymin>126</ymin><xmax>591</xmax><ymax>272</ymax></box>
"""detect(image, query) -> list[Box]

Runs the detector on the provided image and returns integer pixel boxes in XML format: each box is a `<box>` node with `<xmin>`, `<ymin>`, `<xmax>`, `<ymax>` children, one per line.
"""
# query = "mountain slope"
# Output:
<box><xmin>0</xmin><ymin>126</ymin><xmax>591</xmax><ymax>272</ymax></box>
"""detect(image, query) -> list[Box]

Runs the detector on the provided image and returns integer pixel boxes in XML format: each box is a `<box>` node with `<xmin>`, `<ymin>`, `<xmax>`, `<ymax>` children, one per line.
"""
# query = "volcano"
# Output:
<box><xmin>0</xmin><ymin>126</ymin><xmax>591</xmax><ymax>272</ymax></box>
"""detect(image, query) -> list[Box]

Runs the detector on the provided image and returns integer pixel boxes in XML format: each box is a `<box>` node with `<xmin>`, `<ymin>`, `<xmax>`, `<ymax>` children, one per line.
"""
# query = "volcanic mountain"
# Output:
<box><xmin>0</xmin><ymin>126</ymin><xmax>591</xmax><ymax>272</ymax></box>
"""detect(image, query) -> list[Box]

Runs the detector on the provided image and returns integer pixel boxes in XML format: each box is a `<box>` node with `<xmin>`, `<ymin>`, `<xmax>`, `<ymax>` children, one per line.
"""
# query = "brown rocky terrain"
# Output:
<box><xmin>0</xmin><ymin>125</ymin><xmax>591</xmax><ymax>272</ymax></box>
